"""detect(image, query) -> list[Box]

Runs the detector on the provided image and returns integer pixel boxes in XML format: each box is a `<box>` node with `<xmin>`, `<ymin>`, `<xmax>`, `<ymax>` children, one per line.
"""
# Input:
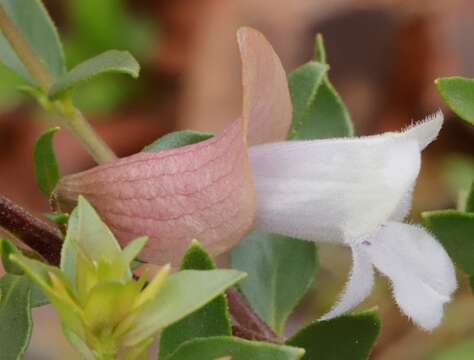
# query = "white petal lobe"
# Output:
<box><xmin>402</xmin><ymin>111</ymin><xmax>443</xmax><ymax>150</ymax></box>
<box><xmin>363</xmin><ymin>222</ymin><xmax>457</xmax><ymax>330</ymax></box>
<box><xmin>249</xmin><ymin>136</ymin><xmax>420</xmax><ymax>243</ymax></box>
<box><xmin>321</xmin><ymin>245</ymin><xmax>375</xmax><ymax>320</ymax></box>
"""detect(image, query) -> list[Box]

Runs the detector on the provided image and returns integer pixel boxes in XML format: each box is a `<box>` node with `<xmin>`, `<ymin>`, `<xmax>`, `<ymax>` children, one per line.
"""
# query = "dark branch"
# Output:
<box><xmin>0</xmin><ymin>194</ymin><xmax>62</xmax><ymax>265</ymax></box>
<box><xmin>226</xmin><ymin>288</ymin><xmax>283</xmax><ymax>344</ymax></box>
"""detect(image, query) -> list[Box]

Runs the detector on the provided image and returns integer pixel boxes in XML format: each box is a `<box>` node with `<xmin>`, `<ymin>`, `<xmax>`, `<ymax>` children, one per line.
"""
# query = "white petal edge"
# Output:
<box><xmin>249</xmin><ymin>134</ymin><xmax>421</xmax><ymax>244</ymax></box>
<box><xmin>320</xmin><ymin>244</ymin><xmax>375</xmax><ymax>320</ymax></box>
<box><xmin>402</xmin><ymin>111</ymin><xmax>443</xmax><ymax>150</ymax></box>
<box><xmin>362</xmin><ymin>221</ymin><xmax>457</xmax><ymax>330</ymax></box>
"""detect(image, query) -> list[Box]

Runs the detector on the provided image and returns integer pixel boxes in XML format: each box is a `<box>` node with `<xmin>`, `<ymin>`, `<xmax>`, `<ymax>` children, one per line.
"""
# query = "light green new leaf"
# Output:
<box><xmin>60</xmin><ymin>196</ymin><xmax>124</xmax><ymax>287</ymax></box>
<box><xmin>159</xmin><ymin>241</ymin><xmax>232</xmax><ymax>359</ymax></box>
<box><xmin>436</xmin><ymin>77</ymin><xmax>474</xmax><ymax>125</ymax></box>
<box><xmin>0</xmin><ymin>0</ymin><xmax>65</xmax><ymax>83</ymax></box>
<box><xmin>0</xmin><ymin>274</ymin><xmax>32</xmax><ymax>360</ymax></box>
<box><xmin>167</xmin><ymin>336</ymin><xmax>305</xmax><ymax>360</ymax></box>
<box><xmin>34</xmin><ymin>127</ymin><xmax>60</xmax><ymax>196</ymax></box>
<box><xmin>123</xmin><ymin>269</ymin><xmax>245</xmax><ymax>346</ymax></box>
<box><xmin>143</xmin><ymin>130</ymin><xmax>214</xmax><ymax>152</ymax></box>
<box><xmin>286</xmin><ymin>310</ymin><xmax>381</xmax><ymax>360</ymax></box>
<box><xmin>423</xmin><ymin>210</ymin><xmax>474</xmax><ymax>275</ymax></box>
<box><xmin>49</xmin><ymin>50</ymin><xmax>139</xmax><ymax>98</ymax></box>
<box><xmin>230</xmin><ymin>231</ymin><xmax>318</xmax><ymax>335</ymax></box>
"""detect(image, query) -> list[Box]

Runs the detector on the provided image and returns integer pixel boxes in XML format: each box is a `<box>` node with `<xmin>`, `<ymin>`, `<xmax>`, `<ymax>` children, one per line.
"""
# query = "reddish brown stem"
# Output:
<box><xmin>226</xmin><ymin>288</ymin><xmax>283</xmax><ymax>344</ymax></box>
<box><xmin>0</xmin><ymin>194</ymin><xmax>62</xmax><ymax>265</ymax></box>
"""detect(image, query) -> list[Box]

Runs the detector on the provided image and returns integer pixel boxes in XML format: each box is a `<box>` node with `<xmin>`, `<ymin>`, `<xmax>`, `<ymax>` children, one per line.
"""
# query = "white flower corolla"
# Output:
<box><xmin>248</xmin><ymin>111</ymin><xmax>457</xmax><ymax>330</ymax></box>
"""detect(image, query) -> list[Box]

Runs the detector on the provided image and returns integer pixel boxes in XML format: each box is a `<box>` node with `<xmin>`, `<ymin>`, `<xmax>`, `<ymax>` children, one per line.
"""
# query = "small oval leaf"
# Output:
<box><xmin>436</xmin><ymin>77</ymin><xmax>474</xmax><ymax>125</ymax></box>
<box><xmin>167</xmin><ymin>336</ymin><xmax>305</xmax><ymax>360</ymax></box>
<box><xmin>0</xmin><ymin>0</ymin><xmax>65</xmax><ymax>83</ymax></box>
<box><xmin>0</xmin><ymin>274</ymin><xmax>33</xmax><ymax>360</ymax></box>
<box><xmin>34</xmin><ymin>127</ymin><xmax>60</xmax><ymax>196</ymax></box>
<box><xmin>230</xmin><ymin>231</ymin><xmax>318</xmax><ymax>334</ymax></box>
<box><xmin>286</xmin><ymin>310</ymin><xmax>381</xmax><ymax>360</ymax></box>
<box><xmin>159</xmin><ymin>241</ymin><xmax>232</xmax><ymax>359</ymax></box>
<box><xmin>49</xmin><ymin>50</ymin><xmax>140</xmax><ymax>98</ymax></box>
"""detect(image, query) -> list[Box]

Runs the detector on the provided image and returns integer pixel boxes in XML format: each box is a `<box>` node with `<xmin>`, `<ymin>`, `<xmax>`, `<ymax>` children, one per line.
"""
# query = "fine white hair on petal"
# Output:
<box><xmin>363</xmin><ymin>221</ymin><xmax>457</xmax><ymax>330</ymax></box>
<box><xmin>402</xmin><ymin>111</ymin><xmax>443</xmax><ymax>150</ymax></box>
<box><xmin>320</xmin><ymin>245</ymin><xmax>375</xmax><ymax>320</ymax></box>
<box><xmin>248</xmin><ymin>135</ymin><xmax>420</xmax><ymax>244</ymax></box>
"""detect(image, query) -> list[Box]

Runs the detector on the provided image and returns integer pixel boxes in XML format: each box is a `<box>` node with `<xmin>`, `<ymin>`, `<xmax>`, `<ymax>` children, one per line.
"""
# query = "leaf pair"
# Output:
<box><xmin>423</xmin><ymin>76</ymin><xmax>474</xmax><ymax>290</ymax></box>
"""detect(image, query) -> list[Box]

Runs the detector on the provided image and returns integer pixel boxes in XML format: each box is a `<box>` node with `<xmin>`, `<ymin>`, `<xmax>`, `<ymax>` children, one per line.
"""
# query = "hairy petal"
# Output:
<box><xmin>321</xmin><ymin>245</ymin><xmax>374</xmax><ymax>320</ymax></box>
<box><xmin>363</xmin><ymin>222</ymin><xmax>457</xmax><ymax>330</ymax></box>
<box><xmin>402</xmin><ymin>111</ymin><xmax>443</xmax><ymax>150</ymax></box>
<box><xmin>238</xmin><ymin>27</ymin><xmax>292</xmax><ymax>145</ymax></box>
<box><xmin>249</xmin><ymin>135</ymin><xmax>421</xmax><ymax>243</ymax></box>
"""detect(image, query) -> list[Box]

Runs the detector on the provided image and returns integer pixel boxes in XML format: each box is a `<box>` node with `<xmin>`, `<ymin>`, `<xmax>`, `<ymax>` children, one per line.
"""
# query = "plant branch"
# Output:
<box><xmin>57</xmin><ymin>105</ymin><xmax>117</xmax><ymax>164</ymax></box>
<box><xmin>226</xmin><ymin>288</ymin><xmax>283</xmax><ymax>344</ymax></box>
<box><xmin>0</xmin><ymin>194</ymin><xmax>62</xmax><ymax>265</ymax></box>
<box><xmin>0</xmin><ymin>4</ymin><xmax>53</xmax><ymax>92</ymax></box>
<box><xmin>0</xmin><ymin>4</ymin><xmax>116</xmax><ymax>164</ymax></box>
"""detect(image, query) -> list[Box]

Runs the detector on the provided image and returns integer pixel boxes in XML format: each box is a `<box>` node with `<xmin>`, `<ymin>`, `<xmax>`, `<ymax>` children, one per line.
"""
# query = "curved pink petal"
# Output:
<box><xmin>238</xmin><ymin>27</ymin><xmax>292</xmax><ymax>145</ymax></box>
<box><xmin>54</xmin><ymin>118</ymin><xmax>255</xmax><ymax>265</ymax></box>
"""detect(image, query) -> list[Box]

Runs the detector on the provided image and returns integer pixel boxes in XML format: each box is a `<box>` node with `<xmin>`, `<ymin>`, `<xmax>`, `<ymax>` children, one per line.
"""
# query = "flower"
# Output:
<box><xmin>248</xmin><ymin>111</ymin><xmax>457</xmax><ymax>330</ymax></box>
<box><xmin>54</xmin><ymin>27</ymin><xmax>456</xmax><ymax>330</ymax></box>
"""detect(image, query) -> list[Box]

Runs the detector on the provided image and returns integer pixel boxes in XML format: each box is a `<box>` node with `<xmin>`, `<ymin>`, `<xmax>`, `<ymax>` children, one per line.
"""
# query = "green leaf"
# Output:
<box><xmin>31</xmin><ymin>283</ymin><xmax>48</xmax><ymax>307</ymax></box>
<box><xmin>0</xmin><ymin>239</ymin><xmax>24</xmax><ymax>275</ymax></box>
<box><xmin>466</xmin><ymin>180</ymin><xmax>474</xmax><ymax>213</ymax></box>
<box><xmin>287</xmin><ymin>61</ymin><xmax>328</xmax><ymax>138</ymax></box>
<box><xmin>286</xmin><ymin>310</ymin><xmax>381</xmax><ymax>360</ymax></box>
<box><xmin>0</xmin><ymin>274</ymin><xmax>33</xmax><ymax>360</ymax></box>
<box><xmin>34</xmin><ymin>127</ymin><xmax>60</xmax><ymax>196</ymax></box>
<box><xmin>159</xmin><ymin>241</ymin><xmax>232</xmax><ymax>359</ymax></box>
<box><xmin>143</xmin><ymin>130</ymin><xmax>214</xmax><ymax>152</ymax></box>
<box><xmin>0</xmin><ymin>0</ymin><xmax>65</xmax><ymax>82</ymax></box>
<box><xmin>288</xmin><ymin>34</ymin><xmax>353</xmax><ymax>140</ymax></box>
<box><xmin>423</xmin><ymin>210</ymin><xmax>474</xmax><ymax>275</ymax></box>
<box><xmin>167</xmin><ymin>336</ymin><xmax>305</xmax><ymax>360</ymax></box>
<box><xmin>230</xmin><ymin>231</ymin><xmax>318</xmax><ymax>335</ymax></box>
<box><xmin>60</xmin><ymin>196</ymin><xmax>124</xmax><ymax>287</ymax></box>
<box><xmin>436</xmin><ymin>77</ymin><xmax>474</xmax><ymax>125</ymax></box>
<box><xmin>49</xmin><ymin>50</ymin><xmax>139</xmax><ymax>98</ymax></box>
<box><xmin>123</xmin><ymin>269</ymin><xmax>245</xmax><ymax>346</ymax></box>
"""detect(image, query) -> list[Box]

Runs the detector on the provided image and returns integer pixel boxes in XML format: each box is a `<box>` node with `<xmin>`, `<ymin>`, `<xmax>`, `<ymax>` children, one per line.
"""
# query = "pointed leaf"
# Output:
<box><xmin>466</xmin><ymin>180</ymin><xmax>474</xmax><ymax>213</ymax></box>
<box><xmin>230</xmin><ymin>231</ymin><xmax>317</xmax><ymax>334</ymax></box>
<box><xmin>49</xmin><ymin>50</ymin><xmax>139</xmax><ymax>98</ymax></box>
<box><xmin>436</xmin><ymin>77</ymin><xmax>474</xmax><ymax>125</ymax></box>
<box><xmin>123</xmin><ymin>269</ymin><xmax>245</xmax><ymax>346</ymax></box>
<box><xmin>0</xmin><ymin>239</ymin><xmax>23</xmax><ymax>275</ymax></box>
<box><xmin>286</xmin><ymin>310</ymin><xmax>381</xmax><ymax>360</ymax></box>
<box><xmin>0</xmin><ymin>274</ymin><xmax>32</xmax><ymax>360</ymax></box>
<box><xmin>167</xmin><ymin>336</ymin><xmax>304</xmax><ymax>360</ymax></box>
<box><xmin>159</xmin><ymin>241</ymin><xmax>232</xmax><ymax>359</ymax></box>
<box><xmin>34</xmin><ymin>127</ymin><xmax>60</xmax><ymax>196</ymax></box>
<box><xmin>0</xmin><ymin>0</ymin><xmax>65</xmax><ymax>83</ymax></box>
<box><xmin>287</xmin><ymin>62</ymin><xmax>327</xmax><ymax>138</ymax></box>
<box><xmin>143</xmin><ymin>131</ymin><xmax>214</xmax><ymax>152</ymax></box>
<box><xmin>289</xmin><ymin>35</ymin><xmax>353</xmax><ymax>139</ymax></box>
<box><xmin>423</xmin><ymin>210</ymin><xmax>474</xmax><ymax>275</ymax></box>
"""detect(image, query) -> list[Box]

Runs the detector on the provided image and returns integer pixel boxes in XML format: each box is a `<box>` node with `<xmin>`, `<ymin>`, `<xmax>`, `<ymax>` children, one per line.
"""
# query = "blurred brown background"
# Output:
<box><xmin>1</xmin><ymin>0</ymin><xmax>473</xmax><ymax>358</ymax></box>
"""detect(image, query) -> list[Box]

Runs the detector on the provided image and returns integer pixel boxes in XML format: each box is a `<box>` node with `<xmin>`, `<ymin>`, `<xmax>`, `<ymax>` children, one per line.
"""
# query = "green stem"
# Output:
<box><xmin>58</xmin><ymin>104</ymin><xmax>117</xmax><ymax>164</ymax></box>
<box><xmin>0</xmin><ymin>3</ymin><xmax>53</xmax><ymax>91</ymax></box>
<box><xmin>0</xmin><ymin>3</ymin><xmax>117</xmax><ymax>164</ymax></box>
